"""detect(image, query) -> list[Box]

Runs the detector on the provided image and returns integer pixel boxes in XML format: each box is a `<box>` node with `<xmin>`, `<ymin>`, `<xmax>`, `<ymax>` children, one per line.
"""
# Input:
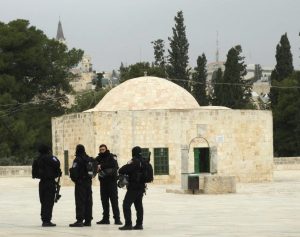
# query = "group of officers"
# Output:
<box><xmin>36</xmin><ymin>143</ymin><xmax>147</xmax><ymax>230</ymax></box>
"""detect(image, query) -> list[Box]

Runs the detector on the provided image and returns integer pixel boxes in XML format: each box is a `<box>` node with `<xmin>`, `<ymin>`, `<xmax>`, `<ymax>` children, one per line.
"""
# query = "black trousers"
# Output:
<box><xmin>39</xmin><ymin>179</ymin><xmax>56</xmax><ymax>223</ymax></box>
<box><xmin>123</xmin><ymin>189</ymin><xmax>144</xmax><ymax>226</ymax></box>
<box><xmin>100</xmin><ymin>182</ymin><xmax>120</xmax><ymax>221</ymax></box>
<box><xmin>75</xmin><ymin>180</ymin><xmax>93</xmax><ymax>222</ymax></box>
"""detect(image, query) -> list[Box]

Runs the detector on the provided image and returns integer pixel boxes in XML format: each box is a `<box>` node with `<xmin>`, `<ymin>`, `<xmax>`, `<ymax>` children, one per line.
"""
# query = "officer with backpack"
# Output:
<box><xmin>69</xmin><ymin>144</ymin><xmax>96</xmax><ymax>227</ymax></box>
<box><xmin>118</xmin><ymin>146</ymin><xmax>153</xmax><ymax>231</ymax></box>
<box><xmin>95</xmin><ymin>144</ymin><xmax>122</xmax><ymax>225</ymax></box>
<box><xmin>32</xmin><ymin>144</ymin><xmax>62</xmax><ymax>227</ymax></box>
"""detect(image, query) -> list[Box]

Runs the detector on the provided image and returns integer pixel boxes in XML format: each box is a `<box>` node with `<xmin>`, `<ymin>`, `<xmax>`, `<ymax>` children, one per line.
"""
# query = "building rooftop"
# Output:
<box><xmin>87</xmin><ymin>76</ymin><xmax>200</xmax><ymax>112</ymax></box>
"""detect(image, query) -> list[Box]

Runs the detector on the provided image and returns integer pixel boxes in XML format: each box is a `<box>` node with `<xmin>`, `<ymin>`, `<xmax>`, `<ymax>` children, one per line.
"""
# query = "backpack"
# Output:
<box><xmin>32</xmin><ymin>158</ymin><xmax>42</xmax><ymax>179</ymax></box>
<box><xmin>69</xmin><ymin>162</ymin><xmax>80</xmax><ymax>182</ymax></box>
<box><xmin>32</xmin><ymin>156</ymin><xmax>61</xmax><ymax>179</ymax></box>
<box><xmin>140</xmin><ymin>160</ymin><xmax>154</xmax><ymax>183</ymax></box>
<box><xmin>86</xmin><ymin>159</ymin><xmax>98</xmax><ymax>178</ymax></box>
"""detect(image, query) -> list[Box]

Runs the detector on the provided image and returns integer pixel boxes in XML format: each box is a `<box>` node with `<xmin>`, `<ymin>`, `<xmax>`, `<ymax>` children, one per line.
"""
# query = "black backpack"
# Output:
<box><xmin>69</xmin><ymin>156</ymin><xmax>97</xmax><ymax>182</ymax></box>
<box><xmin>140</xmin><ymin>160</ymin><xmax>154</xmax><ymax>183</ymax></box>
<box><xmin>32</xmin><ymin>156</ymin><xmax>61</xmax><ymax>179</ymax></box>
<box><xmin>32</xmin><ymin>158</ymin><xmax>42</xmax><ymax>179</ymax></box>
<box><xmin>86</xmin><ymin>158</ymin><xmax>98</xmax><ymax>178</ymax></box>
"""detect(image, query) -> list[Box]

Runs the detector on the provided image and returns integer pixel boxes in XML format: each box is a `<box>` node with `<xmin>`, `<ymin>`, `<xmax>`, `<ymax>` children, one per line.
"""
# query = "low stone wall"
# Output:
<box><xmin>274</xmin><ymin>157</ymin><xmax>300</xmax><ymax>170</ymax></box>
<box><xmin>167</xmin><ymin>174</ymin><xmax>236</xmax><ymax>194</ymax></box>
<box><xmin>0</xmin><ymin>166</ymin><xmax>32</xmax><ymax>177</ymax></box>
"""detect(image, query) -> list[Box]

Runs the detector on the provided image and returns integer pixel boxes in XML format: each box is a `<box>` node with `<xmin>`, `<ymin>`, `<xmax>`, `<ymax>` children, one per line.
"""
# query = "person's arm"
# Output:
<box><xmin>119</xmin><ymin>160</ymin><xmax>138</xmax><ymax>174</ymax></box>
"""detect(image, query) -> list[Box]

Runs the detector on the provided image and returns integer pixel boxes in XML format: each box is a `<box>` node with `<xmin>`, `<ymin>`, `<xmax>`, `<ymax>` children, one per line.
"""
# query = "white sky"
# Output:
<box><xmin>0</xmin><ymin>0</ymin><xmax>300</xmax><ymax>71</ymax></box>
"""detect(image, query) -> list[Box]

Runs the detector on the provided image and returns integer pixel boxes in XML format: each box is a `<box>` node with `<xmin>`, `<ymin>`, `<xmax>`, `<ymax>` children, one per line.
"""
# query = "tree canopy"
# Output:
<box><xmin>192</xmin><ymin>53</ymin><xmax>208</xmax><ymax>105</ymax></box>
<box><xmin>214</xmin><ymin>45</ymin><xmax>252</xmax><ymax>109</ymax></box>
<box><xmin>167</xmin><ymin>11</ymin><xmax>190</xmax><ymax>91</ymax></box>
<box><xmin>0</xmin><ymin>19</ymin><xmax>83</xmax><ymax>165</ymax></box>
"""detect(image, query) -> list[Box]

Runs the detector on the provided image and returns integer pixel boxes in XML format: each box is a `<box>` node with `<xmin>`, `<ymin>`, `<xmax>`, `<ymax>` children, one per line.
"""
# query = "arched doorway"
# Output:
<box><xmin>188</xmin><ymin>137</ymin><xmax>210</xmax><ymax>173</ymax></box>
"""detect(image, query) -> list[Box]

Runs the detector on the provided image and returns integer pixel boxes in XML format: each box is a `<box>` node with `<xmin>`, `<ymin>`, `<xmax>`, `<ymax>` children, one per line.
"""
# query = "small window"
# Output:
<box><xmin>154</xmin><ymin>148</ymin><xmax>169</xmax><ymax>175</ymax></box>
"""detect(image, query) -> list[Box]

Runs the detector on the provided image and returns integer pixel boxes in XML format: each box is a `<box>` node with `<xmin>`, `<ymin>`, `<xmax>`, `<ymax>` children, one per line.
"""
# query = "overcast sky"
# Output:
<box><xmin>1</xmin><ymin>0</ymin><xmax>300</xmax><ymax>71</ymax></box>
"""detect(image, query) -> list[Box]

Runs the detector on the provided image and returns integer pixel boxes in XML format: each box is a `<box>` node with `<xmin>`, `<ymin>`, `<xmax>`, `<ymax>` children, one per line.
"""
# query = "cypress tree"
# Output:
<box><xmin>151</xmin><ymin>39</ymin><xmax>166</xmax><ymax>68</ymax></box>
<box><xmin>192</xmin><ymin>53</ymin><xmax>208</xmax><ymax>105</ymax></box>
<box><xmin>270</xmin><ymin>33</ymin><xmax>294</xmax><ymax>108</ymax></box>
<box><xmin>221</xmin><ymin>45</ymin><xmax>251</xmax><ymax>109</ymax></box>
<box><xmin>168</xmin><ymin>11</ymin><xmax>190</xmax><ymax>91</ymax></box>
<box><xmin>211</xmin><ymin>68</ymin><xmax>223</xmax><ymax>105</ymax></box>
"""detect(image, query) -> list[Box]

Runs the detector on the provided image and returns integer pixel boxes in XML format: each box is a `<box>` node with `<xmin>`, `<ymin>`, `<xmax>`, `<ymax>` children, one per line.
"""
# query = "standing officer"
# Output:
<box><xmin>69</xmin><ymin>144</ymin><xmax>93</xmax><ymax>227</ymax></box>
<box><xmin>95</xmin><ymin>144</ymin><xmax>122</xmax><ymax>225</ymax></box>
<box><xmin>118</xmin><ymin>146</ymin><xmax>146</xmax><ymax>230</ymax></box>
<box><xmin>33</xmin><ymin>144</ymin><xmax>61</xmax><ymax>227</ymax></box>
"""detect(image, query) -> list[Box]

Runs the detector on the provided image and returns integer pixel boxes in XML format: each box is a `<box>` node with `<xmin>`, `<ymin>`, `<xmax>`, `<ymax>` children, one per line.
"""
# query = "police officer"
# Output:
<box><xmin>36</xmin><ymin>144</ymin><xmax>61</xmax><ymax>227</ymax></box>
<box><xmin>119</xmin><ymin>146</ymin><xmax>146</xmax><ymax>230</ymax></box>
<box><xmin>69</xmin><ymin>144</ymin><xmax>93</xmax><ymax>227</ymax></box>
<box><xmin>95</xmin><ymin>144</ymin><xmax>122</xmax><ymax>225</ymax></box>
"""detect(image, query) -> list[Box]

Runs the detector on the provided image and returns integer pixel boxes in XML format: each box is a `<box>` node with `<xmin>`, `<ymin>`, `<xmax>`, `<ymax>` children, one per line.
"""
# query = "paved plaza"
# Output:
<box><xmin>0</xmin><ymin>170</ymin><xmax>300</xmax><ymax>237</ymax></box>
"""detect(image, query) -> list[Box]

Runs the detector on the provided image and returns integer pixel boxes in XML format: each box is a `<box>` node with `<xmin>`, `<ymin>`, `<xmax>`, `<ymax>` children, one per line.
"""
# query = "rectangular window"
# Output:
<box><xmin>154</xmin><ymin>148</ymin><xmax>169</xmax><ymax>175</ymax></box>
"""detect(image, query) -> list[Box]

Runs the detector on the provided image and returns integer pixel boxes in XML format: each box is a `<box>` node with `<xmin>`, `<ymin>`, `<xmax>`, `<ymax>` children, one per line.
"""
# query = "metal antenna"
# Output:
<box><xmin>216</xmin><ymin>31</ymin><xmax>219</xmax><ymax>63</ymax></box>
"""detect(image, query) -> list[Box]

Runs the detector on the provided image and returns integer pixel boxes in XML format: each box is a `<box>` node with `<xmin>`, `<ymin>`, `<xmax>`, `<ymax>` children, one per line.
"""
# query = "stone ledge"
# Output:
<box><xmin>168</xmin><ymin>175</ymin><xmax>236</xmax><ymax>194</ymax></box>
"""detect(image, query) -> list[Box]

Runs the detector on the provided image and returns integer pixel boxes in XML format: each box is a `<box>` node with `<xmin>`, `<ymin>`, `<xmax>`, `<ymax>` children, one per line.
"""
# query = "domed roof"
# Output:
<box><xmin>88</xmin><ymin>76</ymin><xmax>200</xmax><ymax>112</ymax></box>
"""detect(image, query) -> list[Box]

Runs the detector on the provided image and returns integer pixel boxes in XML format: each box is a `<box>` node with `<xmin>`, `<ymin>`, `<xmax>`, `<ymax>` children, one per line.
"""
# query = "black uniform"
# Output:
<box><xmin>38</xmin><ymin>154</ymin><xmax>61</xmax><ymax>224</ymax></box>
<box><xmin>95</xmin><ymin>151</ymin><xmax>121</xmax><ymax>223</ymax></box>
<box><xmin>72</xmin><ymin>154</ymin><xmax>93</xmax><ymax>223</ymax></box>
<box><xmin>119</xmin><ymin>152</ymin><xmax>145</xmax><ymax>228</ymax></box>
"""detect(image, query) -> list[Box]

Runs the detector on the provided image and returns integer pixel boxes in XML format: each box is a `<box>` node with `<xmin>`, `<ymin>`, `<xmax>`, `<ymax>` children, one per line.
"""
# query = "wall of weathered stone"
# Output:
<box><xmin>274</xmin><ymin>157</ymin><xmax>300</xmax><ymax>170</ymax></box>
<box><xmin>0</xmin><ymin>166</ymin><xmax>31</xmax><ymax>177</ymax></box>
<box><xmin>52</xmin><ymin>108</ymin><xmax>273</xmax><ymax>184</ymax></box>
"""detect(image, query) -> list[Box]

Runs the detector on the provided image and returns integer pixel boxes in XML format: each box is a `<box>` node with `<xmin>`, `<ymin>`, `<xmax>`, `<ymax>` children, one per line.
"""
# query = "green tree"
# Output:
<box><xmin>168</xmin><ymin>11</ymin><xmax>190</xmax><ymax>91</ymax></box>
<box><xmin>192</xmin><ymin>53</ymin><xmax>208</xmax><ymax>105</ymax></box>
<box><xmin>210</xmin><ymin>68</ymin><xmax>223</xmax><ymax>105</ymax></box>
<box><xmin>151</xmin><ymin>39</ymin><xmax>166</xmax><ymax>68</ymax></box>
<box><xmin>119</xmin><ymin>62</ymin><xmax>166</xmax><ymax>82</ymax></box>
<box><xmin>219</xmin><ymin>45</ymin><xmax>251</xmax><ymax>109</ymax></box>
<box><xmin>272</xmin><ymin>72</ymin><xmax>300</xmax><ymax>156</ymax></box>
<box><xmin>0</xmin><ymin>19</ymin><xmax>83</xmax><ymax>165</ymax></box>
<box><xmin>270</xmin><ymin>33</ymin><xmax>294</xmax><ymax>108</ymax></box>
<box><xmin>68</xmin><ymin>89</ymin><xmax>110</xmax><ymax>113</ymax></box>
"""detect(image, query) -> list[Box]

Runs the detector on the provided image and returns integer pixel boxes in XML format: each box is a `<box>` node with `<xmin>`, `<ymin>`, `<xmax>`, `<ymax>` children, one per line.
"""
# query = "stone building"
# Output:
<box><xmin>52</xmin><ymin>76</ymin><xmax>273</xmax><ymax>184</ymax></box>
<box><xmin>56</xmin><ymin>20</ymin><xmax>96</xmax><ymax>92</ymax></box>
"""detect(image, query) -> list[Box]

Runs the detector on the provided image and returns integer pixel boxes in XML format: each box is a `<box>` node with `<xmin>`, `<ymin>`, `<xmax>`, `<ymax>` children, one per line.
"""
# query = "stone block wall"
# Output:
<box><xmin>0</xmin><ymin>166</ymin><xmax>31</xmax><ymax>177</ymax></box>
<box><xmin>52</xmin><ymin>108</ymin><xmax>273</xmax><ymax>184</ymax></box>
<box><xmin>274</xmin><ymin>157</ymin><xmax>300</xmax><ymax>170</ymax></box>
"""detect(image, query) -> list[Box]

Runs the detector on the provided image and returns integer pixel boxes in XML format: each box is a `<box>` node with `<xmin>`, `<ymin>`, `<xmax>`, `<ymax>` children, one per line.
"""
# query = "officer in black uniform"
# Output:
<box><xmin>95</xmin><ymin>144</ymin><xmax>122</xmax><ymax>225</ymax></box>
<box><xmin>119</xmin><ymin>146</ymin><xmax>146</xmax><ymax>230</ymax></box>
<box><xmin>37</xmin><ymin>144</ymin><xmax>61</xmax><ymax>227</ymax></box>
<box><xmin>69</xmin><ymin>144</ymin><xmax>93</xmax><ymax>227</ymax></box>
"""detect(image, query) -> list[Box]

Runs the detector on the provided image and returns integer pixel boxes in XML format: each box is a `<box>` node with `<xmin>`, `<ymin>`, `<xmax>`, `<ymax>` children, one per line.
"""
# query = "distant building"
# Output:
<box><xmin>55</xmin><ymin>20</ymin><xmax>96</xmax><ymax>92</ymax></box>
<box><xmin>56</xmin><ymin>20</ymin><xmax>66</xmax><ymax>44</ymax></box>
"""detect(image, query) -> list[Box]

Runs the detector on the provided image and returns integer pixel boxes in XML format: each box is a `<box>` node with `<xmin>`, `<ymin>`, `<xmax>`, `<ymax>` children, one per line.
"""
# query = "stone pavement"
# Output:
<box><xmin>0</xmin><ymin>170</ymin><xmax>300</xmax><ymax>237</ymax></box>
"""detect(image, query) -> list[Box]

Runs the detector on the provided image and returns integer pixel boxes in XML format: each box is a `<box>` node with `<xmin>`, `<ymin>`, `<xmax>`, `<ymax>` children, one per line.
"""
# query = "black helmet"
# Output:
<box><xmin>76</xmin><ymin>144</ymin><xmax>86</xmax><ymax>156</ymax></box>
<box><xmin>38</xmin><ymin>144</ymin><xmax>51</xmax><ymax>154</ymax></box>
<box><xmin>132</xmin><ymin>146</ymin><xmax>142</xmax><ymax>158</ymax></box>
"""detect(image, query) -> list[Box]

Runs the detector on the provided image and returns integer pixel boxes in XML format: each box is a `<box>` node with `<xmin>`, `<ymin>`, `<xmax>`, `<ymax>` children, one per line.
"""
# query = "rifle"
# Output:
<box><xmin>54</xmin><ymin>176</ymin><xmax>62</xmax><ymax>203</ymax></box>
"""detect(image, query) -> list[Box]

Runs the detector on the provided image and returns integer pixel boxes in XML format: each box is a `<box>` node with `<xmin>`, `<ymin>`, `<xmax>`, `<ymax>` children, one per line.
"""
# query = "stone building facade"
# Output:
<box><xmin>52</xmin><ymin>76</ymin><xmax>273</xmax><ymax>184</ymax></box>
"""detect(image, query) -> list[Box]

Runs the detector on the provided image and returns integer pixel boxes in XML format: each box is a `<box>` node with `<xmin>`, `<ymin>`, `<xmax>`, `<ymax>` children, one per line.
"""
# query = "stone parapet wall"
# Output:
<box><xmin>274</xmin><ymin>157</ymin><xmax>300</xmax><ymax>170</ymax></box>
<box><xmin>0</xmin><ymin>166</ymin><xmax>32</xmax><ymax>177</ymax></box>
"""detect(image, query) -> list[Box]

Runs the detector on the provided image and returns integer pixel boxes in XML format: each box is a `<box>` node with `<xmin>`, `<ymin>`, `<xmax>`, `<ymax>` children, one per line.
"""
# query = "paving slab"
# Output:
<box><xmin>0</xmin><ymin>170</ymin><xmax>300</xmax><ymax>237</ymax></box>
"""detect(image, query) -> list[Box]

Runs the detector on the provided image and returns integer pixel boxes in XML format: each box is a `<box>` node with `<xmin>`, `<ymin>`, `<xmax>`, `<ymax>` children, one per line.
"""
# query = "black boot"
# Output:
<box><xmin>133</xmin><ymin>224</ymin><xmax>143</xmax><ymax>230</ymax></box>
<box><xmin>83</xmin><ymin>221</ymin><xmax>91</xmax><ymax>226</ymax></box>
<box><xmin>42</xmin><ymin>222</ymin><xmax>56</xmax><ymax>227</ymax></box>
<box><xmin>69</xmin><ymin>221</ymin><xmax>83</xmax><ymax>227</ymax></box>
<box><xmin>114</xmin><ymin>220</ymin><xmax>123</xmax><ymax>225</ymax></box>
<box><xmin>119</xmin><ymin>224</ymin><xmax>133</xmax><ymax>230</ymax></box>
<box><xmin>96</xmin><ymin>219</ymin><xmax>110</xmax><ymax>224</ymax></box>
